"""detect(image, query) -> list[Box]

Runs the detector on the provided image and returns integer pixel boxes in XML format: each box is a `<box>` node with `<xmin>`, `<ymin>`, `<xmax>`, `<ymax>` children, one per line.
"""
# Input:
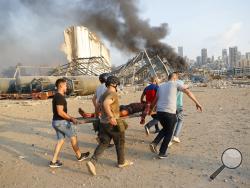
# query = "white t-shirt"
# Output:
<box><xmin>96</xmin><ymin>83</ymin><xmax>107</xmax><ymax>103</ymax></box>
<box><xmin>156</xmin><ymin>81</ymin><xmax>185</xmax><ymax>114</ymax></box>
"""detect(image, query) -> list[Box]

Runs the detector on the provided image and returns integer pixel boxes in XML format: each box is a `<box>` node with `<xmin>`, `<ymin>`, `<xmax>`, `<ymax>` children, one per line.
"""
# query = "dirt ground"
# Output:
<box><xmin>0</xmin><ymin>87</ymin><xmax>249</xmax><ymax>188</ymax></box>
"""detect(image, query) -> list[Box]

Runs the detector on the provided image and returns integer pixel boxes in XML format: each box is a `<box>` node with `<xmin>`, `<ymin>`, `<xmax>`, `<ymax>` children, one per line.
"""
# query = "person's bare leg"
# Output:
<box><xmin>52</xmin><ymin>139</ymin><xmax>65</xmax><ymax>163</ymax></box>
<box><xmin>70</xmin><ymin>136</ymin><xmax>81</xmax><ymax>158</ymax></box>
<box><xmin>79</xmin><ymin>108</ymin><xmax>95</xmax><ymax>118</ymax></box>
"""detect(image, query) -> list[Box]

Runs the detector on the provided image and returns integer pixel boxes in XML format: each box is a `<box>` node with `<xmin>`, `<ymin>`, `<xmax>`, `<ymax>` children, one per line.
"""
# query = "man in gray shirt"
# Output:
<box><xmin>149</xmin><ymin>72</ymin><xmax>202</xmax><ymax>158</ymax></box>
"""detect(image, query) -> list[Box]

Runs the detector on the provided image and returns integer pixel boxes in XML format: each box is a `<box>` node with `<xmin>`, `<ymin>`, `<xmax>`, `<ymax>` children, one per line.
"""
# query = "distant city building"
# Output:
<box><xmin>222</xmin><ymin>49</ymin><xmax>228</xmax><ymax>67</ymax></box>
<box><xmin>237</xmin><ymin>51</ymin><xmax>242</xmax><ymax>62</ymax></box>
<box><xmin>215</xmin><ymin>57</ymin><xmax>224</xmax><ymax>69</ymax></box>
<box><xmin>201</xmin><ymin>48</ymin><xmax>207</xmax><ymax>65</ymax></box>
<box><xmin>178</xmin><ymin>46</ymin><xmax>183</xmax><ymax>57</ymax></box>
<box><xmin>189</xmin><ymin>59</ymin><xmax>195</xmax><ymax>65</ymax></box>
<box><xmin>222</xmin><ymin>49</ymin><xmax>227</xmax><ymax>57</ymax></box>
<box><xmin>211</xmin><ymin>56</ymin><xmax>214</xmax><ymax>63</ymax></box>
<box><xmin>241</xmin><ymin>55</ymin><xmax>246</xmax><ymax>60</ymax></box>
<box><xmin>196</xmin><ymin>56</ymin><xmax>202</xmax><ymax>66</ymax></box>
<box><xmin>238</xmin><ymin>59</ymin><xmax>250</xmax><ymax>68</ymax></box>
<box><xmin>246</xmin><ymin>52</ymin><xmax>250</xmax><ymax>60</ymax></box>
<box><xmin>207</xmin><ymin>57</ymin><xmax>211</xmax><ymax>64</ymax></box>
<box><xmin>229</xmin><ymin>46</ymin><xmax>238</xmax><ymax>69</ymax></box>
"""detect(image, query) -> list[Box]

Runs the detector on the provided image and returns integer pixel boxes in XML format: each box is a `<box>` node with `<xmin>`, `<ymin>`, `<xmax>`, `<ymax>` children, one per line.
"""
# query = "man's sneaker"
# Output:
<box><xmin>168</xmin><ymin>141</ymin><xmax>173</xmax><ymax>147</ymax></box>
<box><xmin>149</xmin><ymin>143</ymin><xmax>157</xmax><ymax>153</ymax></box>
<box><xmin>144</xmin><ymin>125</ymin><xmax>150</xmax><ymax>136</ymax></box>
<box><xmin>77</xmin><ymin>152</ymin><xmax>90</xmax><ymax>161</ymax></box>
<box><xmin>173</xmin><ymin>136</ymin><xmax>181</xmax><ymax>143</ymax></box>
<box><xmin>158</xmin><ymin>154</ymin><xmax>168</xmax><ymax>159</ymax></box>
<box><xmin>86</xmin><ymin>161</ymin><xmax>96</xmax><ymax>176</ymax></box>
<box><xmin>49</xmin><ymin>160</ymin><xmax>63</xmax><ymax>168</ymax></box>
<box><xmin>118</xmin><ymin>160</ymin><xmax>134</xmax><ymax>168</ymax></box>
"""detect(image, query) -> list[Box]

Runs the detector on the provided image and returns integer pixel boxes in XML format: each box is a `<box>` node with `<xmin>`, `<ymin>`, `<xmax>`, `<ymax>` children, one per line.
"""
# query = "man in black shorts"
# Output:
<box><xmin>49</xmin><ymin>78</ymin><xmax>90</xmax><ymax>168</ymax></box>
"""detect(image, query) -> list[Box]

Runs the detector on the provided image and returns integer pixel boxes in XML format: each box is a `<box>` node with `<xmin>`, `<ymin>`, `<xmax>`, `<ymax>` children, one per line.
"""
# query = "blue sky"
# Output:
<box><xmin>138</xmin><ymin>0</ymin><xmax>250</xmax><ymax>59</ymax></box>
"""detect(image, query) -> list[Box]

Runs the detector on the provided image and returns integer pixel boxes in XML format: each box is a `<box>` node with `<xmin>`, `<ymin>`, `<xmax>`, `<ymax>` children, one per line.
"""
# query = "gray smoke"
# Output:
<box><xmin>0</xmin><ymin>0</ymin><xmax>74</xmax><ymax>72</ymax></box>
<box><xmin>0</xmin><ymin>0</ymin><xmax>186</xmax><ymax>73</ymax></box>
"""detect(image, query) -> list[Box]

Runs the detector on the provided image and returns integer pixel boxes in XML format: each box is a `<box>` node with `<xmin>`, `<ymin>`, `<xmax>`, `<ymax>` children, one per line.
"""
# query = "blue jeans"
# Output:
<box><xmin>173</xmin><ymin>108</ymin><xmax>184</xmax><ymax>137</ymax></box>
<box><xmin>145</xmin><ymin>114</ymin><xmax>160</xmax><ymax>131</ymax></box>
<box><xmin>52</xmin><ymin>120</ymin><xmax>76</xmax><ymax>140</ymax></box>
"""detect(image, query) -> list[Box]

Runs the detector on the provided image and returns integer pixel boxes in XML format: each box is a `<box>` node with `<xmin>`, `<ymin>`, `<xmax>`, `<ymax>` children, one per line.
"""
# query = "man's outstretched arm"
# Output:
<box><xmin>182</xmin><ymin>89</ymin><xmax>203</xmax><ymax>112</ymax></box>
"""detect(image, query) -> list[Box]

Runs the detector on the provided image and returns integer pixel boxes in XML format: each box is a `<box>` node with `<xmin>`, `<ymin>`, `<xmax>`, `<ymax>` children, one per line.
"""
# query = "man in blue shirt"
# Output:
<box><xmin>172</xmin><ymin>79</ymin><xmax>184</xmax><ymax>143</ymax></box>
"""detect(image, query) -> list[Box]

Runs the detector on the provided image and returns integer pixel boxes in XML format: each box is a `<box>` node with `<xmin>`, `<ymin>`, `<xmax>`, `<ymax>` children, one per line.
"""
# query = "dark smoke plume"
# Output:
<box><xmin>77</xmin><ymin>0</ymin><xmax>187</xmax><ymax>70</ymax></box>
<box><xmin>0</xmin><ymin>0</ymin><xmax>186</xmax><ymax>72</ymax></box>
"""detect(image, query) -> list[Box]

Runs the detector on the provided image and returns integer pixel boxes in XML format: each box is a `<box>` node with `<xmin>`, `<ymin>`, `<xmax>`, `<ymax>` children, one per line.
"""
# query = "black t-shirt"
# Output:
<box><xmin>52</xmin><ymin>93</ymin><xmax>67</xmax><ymax>120</ymax></box>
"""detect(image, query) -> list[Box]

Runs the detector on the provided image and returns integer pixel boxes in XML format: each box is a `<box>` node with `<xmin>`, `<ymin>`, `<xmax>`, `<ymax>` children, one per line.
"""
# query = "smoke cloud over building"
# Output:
<box><xmin>0</xmin><ymin>0</ymin><xmax>186</xmax><ymax>72</ymax></box>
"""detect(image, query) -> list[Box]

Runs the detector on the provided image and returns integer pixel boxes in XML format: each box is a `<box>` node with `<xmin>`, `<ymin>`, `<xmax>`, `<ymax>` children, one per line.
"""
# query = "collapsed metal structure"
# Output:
<box><xmin>51</xmin><ymin>57</ymin><xmax>110</xmax><ymax>76</ymax></box>
<box><xmin>112</xmin><ymin>49</ymin><xmax>171</xmax><ymax>85</ymax></box>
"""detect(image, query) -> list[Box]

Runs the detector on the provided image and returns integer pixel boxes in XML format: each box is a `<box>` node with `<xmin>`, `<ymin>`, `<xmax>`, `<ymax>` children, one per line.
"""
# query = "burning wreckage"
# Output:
<box><xmin>112</xmin><ymin>48</ymin><xmax>187</xmax><ymax>85</ymax></box>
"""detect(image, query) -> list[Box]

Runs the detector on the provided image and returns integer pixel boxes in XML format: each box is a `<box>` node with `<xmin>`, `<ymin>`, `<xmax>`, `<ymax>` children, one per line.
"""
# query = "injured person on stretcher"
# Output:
<box><xmin>78</xmin><ymin>102</ymin><xmax>152</xmax><ymax>120</ymax></box>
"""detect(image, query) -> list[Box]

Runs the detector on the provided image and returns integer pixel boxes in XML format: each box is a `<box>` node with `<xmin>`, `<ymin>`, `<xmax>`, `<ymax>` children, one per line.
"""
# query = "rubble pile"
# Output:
<box><xmin>207</xmin><ymin>80</ymin><xmax>232</xmax><ymax>89</ymax></box>
<box><xmin>200</xmin><ymin>79</ymin><xmax>250</xmax><ymax>89</ymax></box>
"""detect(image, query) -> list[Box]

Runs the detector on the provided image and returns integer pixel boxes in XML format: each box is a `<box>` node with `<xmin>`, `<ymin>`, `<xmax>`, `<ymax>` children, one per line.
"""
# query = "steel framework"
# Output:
<box><xmin>50</xmin><ymin>57</ymin><xmax>111</xmax><ymax>76</ymax></box>
<box><xmin>112</xmin><ymin>49</ymin><xmax>171</xmax><ymax>85</ymax></box>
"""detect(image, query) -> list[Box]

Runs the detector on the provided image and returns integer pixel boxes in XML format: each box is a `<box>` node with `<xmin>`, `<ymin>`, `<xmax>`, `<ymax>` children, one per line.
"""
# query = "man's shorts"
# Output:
<box><xmin>52</xmin><ymin>120</ymin><xmax>76</xmax><ymax>140</ymax></box>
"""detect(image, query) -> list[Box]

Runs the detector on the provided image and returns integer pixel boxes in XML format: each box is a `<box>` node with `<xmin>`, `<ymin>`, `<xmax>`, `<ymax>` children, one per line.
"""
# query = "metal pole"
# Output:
<box><xmin>157</xmin><ymin>55</ymin><xmax>169</xmax><ymax>76</ymax></box>
<box><xmin>121</xmin><ymin>52</ymin><xmax>141</xmax><ymax>83</ymax></box>
<box><xmin>144</xmin><ymin>49</ymin><xmax>157</xmax><ymax>77</ymax></box>
<box><xmin>132</xmin><ymin>66</ymin><xmax>136</xmax><ymax>86</ymax></box>
<box><xmin>13</xmin><ymin>66</ymin><xmax>19</xmax><ymax>78</ymax></box>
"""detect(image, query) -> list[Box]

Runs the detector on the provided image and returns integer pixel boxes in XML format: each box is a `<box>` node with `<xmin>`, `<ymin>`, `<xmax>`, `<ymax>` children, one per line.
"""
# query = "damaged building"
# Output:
<box><xmin>53</xmin><ymin>26</ymin><xmax>111</xmax><ymax>76</ymax></box>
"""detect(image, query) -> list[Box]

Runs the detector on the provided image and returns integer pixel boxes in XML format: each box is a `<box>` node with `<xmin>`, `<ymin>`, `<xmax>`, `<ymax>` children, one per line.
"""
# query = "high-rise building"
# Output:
<box><xmin>222</xmin><ymin>49</ymin><xmax>227</xmax><ymax>57</ymax></box>
<box><xmin>201</xmin><ymin>48</ymin><xmax>207</xmax><ymax>65</ymax></box>
<box><xmin>246</xmin><ymin>52</ymin><xmax>250</xmax><ymax>60</ymax></box>
<box><xmin>211</xmin><ymin>56</ymin><xmax>214</xmax><ymax>63</ymax></box>
<box><xmin>178</xmin><ymin>46</ymin><xmax>183</xmax><ymax>57</ymax></box>
<box><xmin>229</xmin><ymin>46</ymin><xmax>238</xmax><ymax>69</ymax></box>
<box><xmin>222</xmin><ymin>49</ymin><xmax>228</xmax><ymax>67</ymax></box>
<box><xmin>196</xmin><ymin>56</ymin><xmax>201</xmax><ymax>66</ymax></box>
